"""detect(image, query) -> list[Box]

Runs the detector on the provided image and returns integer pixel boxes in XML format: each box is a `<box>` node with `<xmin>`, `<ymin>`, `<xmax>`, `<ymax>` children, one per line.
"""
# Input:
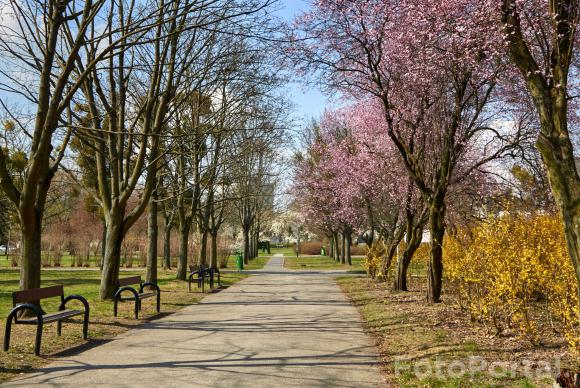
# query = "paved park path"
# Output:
<box><xmin>4</xmin><ymin>255</ymin><xmax>384</xmax><ymax>387</ymax></box>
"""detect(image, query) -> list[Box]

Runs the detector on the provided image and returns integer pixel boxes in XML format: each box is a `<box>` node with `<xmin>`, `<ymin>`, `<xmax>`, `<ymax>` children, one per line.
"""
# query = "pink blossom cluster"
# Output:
<box><xmin>293</xmin><ymin>100</ymin><xmax>410</xmax><ymax>235</ymax></box>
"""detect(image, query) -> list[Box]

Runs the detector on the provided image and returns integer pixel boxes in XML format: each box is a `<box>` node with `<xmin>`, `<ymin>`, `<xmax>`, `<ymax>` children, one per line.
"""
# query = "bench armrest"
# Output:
<box><xmin>114</xmin><ymin>286</ymin><xmax>139</xmax><ymax>300</ymax></box>
<box><xmin>140</xmin><ymin>282</ymin><xmax>160</xmax><ymax>293</ymax></box>
<box><xmin>60</xmin><ymin>294</ymin><xmax>90</xmax><ymax>313</ymax></box>
<box><xmin>8</xmin><ymin>303</ymin><xmax>43</xmax><ymax>325</ymax></box>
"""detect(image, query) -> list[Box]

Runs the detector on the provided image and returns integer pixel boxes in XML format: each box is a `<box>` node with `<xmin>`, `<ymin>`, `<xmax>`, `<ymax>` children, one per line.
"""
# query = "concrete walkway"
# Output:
<box><xmin>4</xmin><ymin>255</ymin><xmax>384</xmax><ymax>387</ymax></box>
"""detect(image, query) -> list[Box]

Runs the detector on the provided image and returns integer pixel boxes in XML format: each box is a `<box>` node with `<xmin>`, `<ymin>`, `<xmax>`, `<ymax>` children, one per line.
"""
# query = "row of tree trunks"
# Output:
<box><xmin>328</xmin><ymin>234</ymin><xmax>335</xmax><ymax>259</ymax></box>
<box><xmin>326</xmin><ymin>230</ymin><xmax>353</xmax><ymax>264</ymax></box>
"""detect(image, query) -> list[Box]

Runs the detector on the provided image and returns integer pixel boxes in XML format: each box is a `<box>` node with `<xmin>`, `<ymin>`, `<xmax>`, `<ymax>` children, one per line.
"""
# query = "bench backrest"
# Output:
<box><xmin>13</xmin><ymin>285</ymin><xmax>64</xmax><ymax>306</ymax></box>
<box><xmin>118</xmin><ymin>276</ymin><xmax>141</xmax><ymax>287</ymax></box>
<box><xmin>190</xmin><ymin>265</ymin><xmax>212</xmax><ymax>272</ymax></box>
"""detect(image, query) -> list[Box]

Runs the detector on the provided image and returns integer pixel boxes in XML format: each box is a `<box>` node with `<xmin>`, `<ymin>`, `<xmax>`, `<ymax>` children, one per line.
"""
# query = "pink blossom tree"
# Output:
<box><xmin>293</xmin><ymin>102</ymin><xmax>426</xmax><ymax>279</ymax></box>
<box><xmin>290</xmin><ymin>0</ymin><xmax>526</xmax><ymax>302</ymax></box>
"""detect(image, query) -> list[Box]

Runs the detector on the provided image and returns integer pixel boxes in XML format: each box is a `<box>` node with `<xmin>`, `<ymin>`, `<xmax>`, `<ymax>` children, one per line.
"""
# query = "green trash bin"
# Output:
<box><xmin>236</xmin><ymin>252</ymin><xmax>244</xmax><ymax>271</ymax></box>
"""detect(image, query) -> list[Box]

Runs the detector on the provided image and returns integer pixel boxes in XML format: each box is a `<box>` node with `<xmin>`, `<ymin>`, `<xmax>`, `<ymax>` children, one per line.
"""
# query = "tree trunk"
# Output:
<box><xmin>19</xmin><ymin>213</ymin><xmax>42</xmax><ymax>292</ymax></box>
<box><xmin>210</xmin><ymin>231</ymin><xmax>218</xmax><ymax>268</ymax></box>
<box><xmin>427</xmin><ymin>196</ymin><xmax>446</xmax><ymax>303</ymax></box>
<box><xmin>100</xmin><ymin>220</ymin><xmax>107</xmax><ymax>268</ymax></box>
<box><xmin>100</xmin><ymin>215</ymin><xmax>125</xmax><ymax>300</ymax></box>
<box><xmin>329</xmin><ymin>235</ymin><xmax>334</xmax><ymax>259</ymax></box>
<box><xmin>502</xmin><ymin>0</ymin><xmax>580</xmax><ymax>321</ymax></box>
<box><xmin>535</xmin><ymin>99</ymin><xmax>580</xmax><ymax>322</ymax></box>
<box><xmin>252</xmin><ymin>230</ymin><xmax>258</xmax><ymax>259</ymax></box>
<box><xmin>333</xmin><ymin>232</ymin><xmax>340</xmax><ymax>262</ymax></box>
<box><xmin>199</xmin><ymin>229</ymin><xmax>208</xmax><ymax>267</ymax></box>
<box><xmin>243</xmin><ymin>228</ymin><xmax>250</xmax><ymax>264</ymax></box>
<box><xmin>560</xmin><ymin>205</ymin><xmax>580</xmax><ymax>320</ymax></box>
<box><xmin>382</xmin><ymin>242</ymin><xmax>398</xmax><ymax>279</ymax></box>
<box><xmin>341</xmin><ymin>233</ymin><xmax>346</xmax><ymax>264</ymax></box>
<box><xmin>162</xmin><ymin>217</ymin><xmax>172</xmax><ymax>270</ymax></box>
<box><xmin>249</xmin><ymin>235</ymin><xmax>254</xmax><ymax>259</ymax></box>
<box><xmin>146</xmin><ymin>194</ymin><xmax>158</xmax><ymax>284</ymax></box>
<box><xmin>345</xmin><ymin>232</ymin><xmax>352</xmax><ymax>265</ymax></box>
<box><xmin>248</xmin><ymin>226</ymin><xmax>254</xmax><ymax>261</ymax></box>
<box><xmin>394</xmin><ymin>217</ymin><xmax>423</xmax><ymax>291</ymax></box>
<box><xmin>254</xmin><ymin>231</ymin><xmax>259</xmax><ymax>258</ymax></box>
<box><xmin>176</xmin><ymin>223</ymin><xmax>190</xmax><ymax>281</ymax></box>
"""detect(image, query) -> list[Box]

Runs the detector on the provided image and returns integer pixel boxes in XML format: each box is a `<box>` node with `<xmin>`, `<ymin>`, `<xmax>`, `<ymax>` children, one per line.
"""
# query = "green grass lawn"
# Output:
<box><xmin>268</xmin><ymin>246</ymin><xmax>295</xmax><ymax>256</ymax></box>
<box><xmin>0</xmin><ymin>267</ymin><xmax>247</xmax><ymax>383</ymax></box>
<box><xmin>284</xmin><ymin>255</ymin><xmax>364</xmax><ymax>271</ymax></box>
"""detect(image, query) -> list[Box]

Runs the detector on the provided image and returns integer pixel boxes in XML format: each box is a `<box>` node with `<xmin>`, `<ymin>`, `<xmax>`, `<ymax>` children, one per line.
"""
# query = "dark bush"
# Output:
<box><xmin>300</xmin><ymin>242</ymin><xmax>323</xmax><ymax>255</ymax></box>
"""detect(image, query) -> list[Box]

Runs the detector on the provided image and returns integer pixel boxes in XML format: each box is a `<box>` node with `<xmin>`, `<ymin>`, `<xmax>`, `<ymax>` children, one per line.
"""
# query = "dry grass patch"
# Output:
<box><xmin>338</xmin><ymin>276</ymin><xmax>577</xmax><ymax>387</ymax></box>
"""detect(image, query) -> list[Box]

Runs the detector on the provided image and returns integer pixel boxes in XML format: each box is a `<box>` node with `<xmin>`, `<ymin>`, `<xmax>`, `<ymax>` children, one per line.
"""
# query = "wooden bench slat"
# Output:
<box><xmin>17</xmin><ymin>309</ymin><xmax>83</xmax><ymax>324</ymax></box>
<box><xmin>118</xmin><ymin>292</ymin><xmax>157</xmax><ymax>301</ymax></box>
<box><xmin>13</xmin><ymin>285</ymin><xmax>64</xmax><ymax>304</ymax></box>
<box><xmin>138</xmin><ymin>292</ymin><xmax>157</xmax><ymax>298</ymax></box>
<box><xmin>118</xmin><ymin>276</ymin><xmax>141</xmax><ymax>287</ymax></box>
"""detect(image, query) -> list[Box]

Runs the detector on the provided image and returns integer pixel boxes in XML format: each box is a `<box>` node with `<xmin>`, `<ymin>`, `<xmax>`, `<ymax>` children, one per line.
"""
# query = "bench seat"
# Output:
<box><xmin>118</xmin><ymin>292</ymin><xmax>157</xmax><ymax>301</ymax></box>
<box><xmin>17</xmin><ymin>309</ymin><xmax>84</xmax><ymax>324</ymax></box>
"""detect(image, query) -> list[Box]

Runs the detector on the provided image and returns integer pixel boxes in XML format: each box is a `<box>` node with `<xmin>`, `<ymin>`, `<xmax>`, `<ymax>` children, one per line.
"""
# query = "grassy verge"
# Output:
<box><xmin>0</xmin><ymin>268</ymin><xmax>247</xmax><ymax>383</ymax></box>
<box><xmin>284</xmin><ymin>255</ymin><xmax>364</xmax><ymax>271</ymax></box>
<box><xmin>225</xmin><ymin>255</ymin><xmax>270</xmax><ymax>270</ymax></box>
<box><xmin>337</xmin><ymin>276</ymin><xmax>574</xmax><ymax>387</ymax></box>
<box><xmin>243</xmin><ymin>256</ymin><xmax>271</xmax><ymax>270</ymax></box>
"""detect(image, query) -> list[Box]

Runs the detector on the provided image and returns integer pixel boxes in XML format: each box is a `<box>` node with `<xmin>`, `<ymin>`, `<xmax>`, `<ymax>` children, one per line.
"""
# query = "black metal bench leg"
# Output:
<box><xmin>156</xmin><ymin>292</ymin><xmax>160</xmax><ymax>313</ymax></box>
<box><xmin>57</xmin><ymin>320</ymin><xmax>62</xmax><ymax>336</ymax></box>
<box><xmin>114</xmin><ymin>298</ymin><xmax>118</xmax><ymax>317</ymax></box>
<box><xmin>134</xmin><ymin>299</ymin><xmax>139</xmax><ymax>319</ymax></box>
<box><xmin>3</xmin><ymin>314</ymin><xmax>13</xmax><ymax>352</ymax></box>
<box><xmin>34</xmin><ymin>321</ymin><xmax>43</xmax><ymax>356</ymax></box>
<box><xmin>83</xmin><ymin>307</ymin><xmax>89</xmax><ymax>340</ymax></box>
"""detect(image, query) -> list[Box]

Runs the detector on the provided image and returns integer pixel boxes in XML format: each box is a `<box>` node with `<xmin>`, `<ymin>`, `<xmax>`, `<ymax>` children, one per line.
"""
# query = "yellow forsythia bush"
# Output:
<box><xmin>444</xmin><ymin>213</ymin><xmax>579</xmax><ymax>352</ymax></box>
<box><xmin>364</xmin><ymin>240</ymin><xmax>386</xmax><ymax>279</ymax></box>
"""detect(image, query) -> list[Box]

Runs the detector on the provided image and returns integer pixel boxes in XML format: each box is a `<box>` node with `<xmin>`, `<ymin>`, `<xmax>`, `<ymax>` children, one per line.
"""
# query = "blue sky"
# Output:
<box><xmin>276</xmin><ymin>0</ymin><xmax>329</xmax><ymax>123</ymax></box>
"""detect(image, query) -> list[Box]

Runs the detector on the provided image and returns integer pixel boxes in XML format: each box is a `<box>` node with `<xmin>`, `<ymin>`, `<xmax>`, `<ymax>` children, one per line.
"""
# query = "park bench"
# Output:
<box><xmin>113</xmin><ymin>276</ymin><xmax>160</xmax><ymax>319</ymax></box>
<box><xmin>188</xmin><ymin>265</ymin><xmax>221</xmax><ymax>292</ymax></box>
<box><xmin>3</xmin><ymin>285</ymin><xmax>89</xmax><ymax>356</ymax></box>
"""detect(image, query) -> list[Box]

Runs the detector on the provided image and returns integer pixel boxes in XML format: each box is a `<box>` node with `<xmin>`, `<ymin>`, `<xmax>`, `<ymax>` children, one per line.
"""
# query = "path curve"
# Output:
<box><xmin>4</xmin><ymin>254</ymin><xmax>384</xmax><ymax>387</ymax></box>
